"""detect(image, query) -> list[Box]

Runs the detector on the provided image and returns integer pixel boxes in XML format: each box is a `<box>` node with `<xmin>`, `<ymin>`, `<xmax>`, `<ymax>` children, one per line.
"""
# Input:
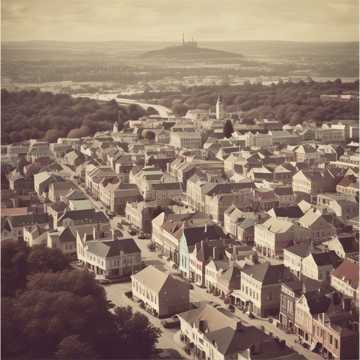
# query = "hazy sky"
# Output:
<box><xmin>2</xmin><ymin>0</ymin><xmax>359</xmax><ymax>42</ymax></box>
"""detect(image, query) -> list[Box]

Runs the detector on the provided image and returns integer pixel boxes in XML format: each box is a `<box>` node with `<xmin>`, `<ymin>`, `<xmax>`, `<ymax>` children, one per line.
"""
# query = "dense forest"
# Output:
<box><xmin>154</xmin><ymin>79</ymin><xmax>359</xmax><ymax>123</ymax></box>
<box><xmin>2</xmin><ymin>241</ymin><xmax>161</xmax><ymax>359</ymax></box>
<box><xmin>1</xmin><ymin>90</ymin><xmax>148</xmax><ymax>144</ymax></box>
<box><xmin>2</xmin><ymin>80</ymin><xmax>359</xmax><ymax>145</ymax></box>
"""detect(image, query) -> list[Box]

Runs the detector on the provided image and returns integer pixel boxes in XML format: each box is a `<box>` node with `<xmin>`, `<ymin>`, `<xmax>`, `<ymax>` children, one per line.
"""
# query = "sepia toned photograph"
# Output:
<box><xmin>1</xmin><ymin>1</ymin><xmax>359</xmax><ymax>359</ymax></box>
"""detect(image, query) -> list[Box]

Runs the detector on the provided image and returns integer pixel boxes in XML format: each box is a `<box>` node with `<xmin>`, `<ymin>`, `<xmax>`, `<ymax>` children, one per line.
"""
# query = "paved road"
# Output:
<box><xmin>58</xmin><ymin>162</ymin><xmax>321</xmax><ymax>359</ymax></box>
<box><xmin>72</xmin><ymin>93</ymin><xmax>173</xmax><ymax>118</ymax></box>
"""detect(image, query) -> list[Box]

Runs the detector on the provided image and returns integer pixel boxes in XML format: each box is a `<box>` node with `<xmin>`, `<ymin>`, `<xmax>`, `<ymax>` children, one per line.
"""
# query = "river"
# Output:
<box><xmin>72</xmin><ymin>93</ymin><xmax>173</xmax><ymax>119</ymax></box>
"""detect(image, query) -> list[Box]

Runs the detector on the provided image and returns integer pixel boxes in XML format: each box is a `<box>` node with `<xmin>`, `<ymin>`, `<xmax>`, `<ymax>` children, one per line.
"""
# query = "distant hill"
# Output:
<box><xmin>142</xmin><ymin>44</ymin><xmax>243</xmax><ymax>60</ymax></box>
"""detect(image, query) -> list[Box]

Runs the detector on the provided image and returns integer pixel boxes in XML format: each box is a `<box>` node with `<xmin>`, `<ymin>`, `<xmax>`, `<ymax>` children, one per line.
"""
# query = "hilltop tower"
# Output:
<box><xmin>216</xmin><ymin>96</ymin><xmax>224</xmax><ymax>120</ymax></box>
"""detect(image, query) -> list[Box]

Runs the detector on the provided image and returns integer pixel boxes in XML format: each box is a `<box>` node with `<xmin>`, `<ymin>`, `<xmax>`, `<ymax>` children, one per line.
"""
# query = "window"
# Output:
<box><xmin>335</xmin><ymin>339</ymin><xmax>338</xmax><ymax>349</ymax></box>
<box><xmin>329</xmin><ymin>335</ymin><xmax>333</xmax><ymax>345</ymax></box>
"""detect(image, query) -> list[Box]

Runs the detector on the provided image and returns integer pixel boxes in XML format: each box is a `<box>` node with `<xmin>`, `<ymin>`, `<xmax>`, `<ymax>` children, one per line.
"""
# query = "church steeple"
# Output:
<box><xmin>216</xmin><ymin>95</ymin><xmax>224</xmax><ymax>120</ymax></box>
<box><xmin>112</xmin><ymin>121</ymin><xmax>119</xmax><ymax>134</ymax></box>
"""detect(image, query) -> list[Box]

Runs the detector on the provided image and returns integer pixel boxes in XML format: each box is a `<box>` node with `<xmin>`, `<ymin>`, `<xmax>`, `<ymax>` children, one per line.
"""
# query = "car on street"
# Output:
<box><xmin>228</xmin><ymin>304</ymin><xmax>235</xmax><ymax>312</ymax></box>
<box><xmin>161</xmin><ymin>315</ymin><xmax>180</xmax><ymax>329</ymax></box>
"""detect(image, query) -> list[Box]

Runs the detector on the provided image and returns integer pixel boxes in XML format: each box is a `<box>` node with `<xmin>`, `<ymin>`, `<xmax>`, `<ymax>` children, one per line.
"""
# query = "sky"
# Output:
<box><xmin>1</xmin><ymin>0</ymin><xmax>359</xmax><ymax>42</ymax></box>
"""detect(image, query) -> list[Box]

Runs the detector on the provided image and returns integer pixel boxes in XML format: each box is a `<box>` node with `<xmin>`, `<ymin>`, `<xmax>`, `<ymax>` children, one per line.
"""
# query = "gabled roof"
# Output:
<box><xmin>284</xmin><ymin>243</ymin><xmax>310</xmax><ymax>258</ymax></box>
<box><xmin>332</xmin><ymin>259</ymin><xmax>359</xmax><ymax>289</ymax></box>
<box><xmin>8</xmin><ymin>213</ymin><xmax>50</xmax><ymax>228</ymax></box>
<box><xmin>311</xmin><ymin>251</ymin><xmax>340</xmax><ymax>267</ymax></box>
<box><xmin>242</xmin><ymin>263</ymin><xmax>288</xmax><ymax>285</ymax></box>
<box><xmin>58</xmin><ymin>209</ymin><xmax>108</xmax><ymax>224</ymax></box>
<box><xmin>304</xmin><ymin>291</ymin><xmax>331</xmax><ymax>315</ymax></box>
<box><xmin>131</xmin><ymin>265</ymin><xmax>187</xmax><ymax>293</ymax></box>
<box><xmin>87</xmin><ymin>238</ymin><xmax>140</xmax><ymax>258</ymax></box>
<box><xmin>269</xmin><ymin>205</ymin><xmax>303</xmax><ymax>219</ymax></box>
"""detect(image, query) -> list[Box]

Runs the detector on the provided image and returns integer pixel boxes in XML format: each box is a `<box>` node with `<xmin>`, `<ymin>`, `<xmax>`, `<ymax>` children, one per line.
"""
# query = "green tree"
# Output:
<box><xmin>223</xmin><ymin>119</ymin><xmax>234</xmax><ymax>138</ymax></box>
<box><xmin>55</xmin><ymin>335</ymin><xmax>98</xmax><ymax>359</ymax></box>
<box><xmin>27</xmin><ymin>245</ymin><xmax>69</xmax><ymax>274</ymax></box>
<box><xmin>1</xmin><ymin>240</ymin><xmax>29</xmax><ymax>297</ymax></box>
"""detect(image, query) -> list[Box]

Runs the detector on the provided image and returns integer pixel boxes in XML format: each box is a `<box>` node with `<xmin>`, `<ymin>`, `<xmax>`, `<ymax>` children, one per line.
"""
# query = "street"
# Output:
<box><xmin>58</xmin><ymin>160</ymin><xmax>322</xmax><ymax>359</ymax></box>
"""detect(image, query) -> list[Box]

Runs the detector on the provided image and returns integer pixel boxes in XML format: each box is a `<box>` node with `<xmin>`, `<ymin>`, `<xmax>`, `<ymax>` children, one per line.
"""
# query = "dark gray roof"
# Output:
<box><xmin>58</xmin><ymin>227</ymin><xmax>76</xmax><ymax>243</ymax></box>
<box><xmin>183</xmin><ymin>225</ymin><xmax>224</xmax><ymax>247</ymax></box>
<box><xmin>9</xmin><ymin>213</ymin><xmax>50</xmax><ymax>228</ymax></box>
<box><xmin>312</xmin><ymin>251</ymin><xmax>340</xmax><ymax>267</ymax></box>
<box><xmin>271</xmin><ymin>206</ymin><xmax>303</xmax><ymax>218</ymax></box>
<box><xmin>241</xmin><ymin>263</ymin><xmax>289</xmax><ymax>285</ymax></box>
<box><xmin>304</xmin><ymin>291</ymin><xmax>331</xmax><ymax>315</ymax></box>
<box><xmin>59</xmin><ymin>209</ymin><xmax>108</xmax><ymax>224</ymax></box>
<box><xmin>151</xmin><ymin>182</ymin><xmax>181</xmax><ymax>191</ymax></box>
<box><xmin>206</xmin><ymin>326</ymin><xmax>266</xmax><ymax>355</ymax></box>
<box><xmin>87</xmin><ymin>238</ymin><xmax>140</xmax><ymax>258</ymax></box>
<box><xmin>285</xmin><ymin>243</ymin><xmax>310</xmax><ymax>257</ymax></box>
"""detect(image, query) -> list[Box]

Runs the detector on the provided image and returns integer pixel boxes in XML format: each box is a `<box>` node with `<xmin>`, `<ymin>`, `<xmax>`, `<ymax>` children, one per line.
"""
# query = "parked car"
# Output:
<box><xmin>98</xmin><ymin>278</ymin><xmax>111</xmax><ymax>285</ymax></box>
<box><xmin>228</xmin><ymin>304</ymin><xmax>235</xmax><ymax>312</ymax></box>
<box><xmin>129</xmin><ymin>229</ymin><xmax>137</xmax><ymax>236</ymax></box>
<box><xmin>247</xmin><ymin>312</ymin><xmax>255</xmax><ymax>319</ymax></box>
<box><xmin>107</xmin><ymin>300</ymin><xmax>116</xmax><ymax>309</ymax></box>
<box><xmin>161</xmin><ymin>315</ymin><xmax>180</xmax><ymax>329</ymax></box>
<box><xmin>138</xmin><ymin>232</ymin><xmax>146</xmax><ymax>239</ymax></box>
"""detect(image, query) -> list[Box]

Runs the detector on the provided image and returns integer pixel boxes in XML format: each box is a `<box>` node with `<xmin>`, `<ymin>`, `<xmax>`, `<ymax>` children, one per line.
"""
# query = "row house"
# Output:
<box><xmin>77</xmin><ymin>230</ymin><xmax>141</xmax><ymax>278</ymax></box>
<box><xmin>188</xmin><ymin>240</ymin><xmax>226</xmax><ymax>287</ymax></box>
<box><xmin>50</xmin><ymin>142</ymin><xmax>73</xmax><ymax>159</ymax></box>
<box><xmin>297</xmin><ymin>207</ymin><xmax>336</xmax><ymax>244</ymax></box>
<box><xmin>47</xmin><ymin>226</ymin><xmax>77</xmax><ymax>256</ymax></box>
<box><xmin>125</xmin><ymin>200</ymin><xmax>163</xmax><ymax>233</ymax></box>
<box><xmin>204</xmin><ymin>182</ymin><xmax>255</xmax><ymax>224</ymax></box>
<box><xmin>146</xmin><ymin>182</ymin><xmax>182</xmax><ymax>203</ymax></box>
<box><xmin>302</xmin><ymin>252</ymin><xmax>341</xmax><ymax>282</ymax></box>
<box><xmin>129</xmin><ymin>165</ymin><xmax>164</xmax><ymax>200</ymax></box>
<box><xmin>293</xmin><ymin>144</ymin><xmax>320</xmax><ymax>163</ymax></box>
<box><xmin>322</xmin><ymin>234</ymin><xmax>358</xmax><ymax>259</ymax></box>
<box><xmin>152</xmin><ymin>212</ymin><xmax>211</xmax><ymax>263</ymax></box>
<box><xmin>168</xmin><ymin>158</ymin><xmax>224</xmax><ymax>189</ymax></box>
<box><xmin>331</xmin><ymin>258</ymin><xmax>359</xmax><ymax>307</ymax></box>
<box><xmin>85</xmin><ymin>165</ymin><xmax>116</xmax><ymax>199</ymax></box>
<box><xmin>57</xmin><ymin>209</ymin><xmax>110</xmax><ymax>235</ymax></box>
<box><xmin>315</xmin><ymin>125</ymin><xmax>345</xmax><ymax>143</ymax></box>
<box><xmin>178</xmin><ymin>224</ymin><xmax>225</xmax><ymax>280</ymax></box>
<box><xmin>2</xmin><ymin>213</ymin><xmax>50</xmax><ymax>241</ymax></box>
<box><xmin>317</xmin><ymin>193</ymin><xmax>358</xmax><ymax>220</ymax></box>
<box><xmin>23</xmin><ymin>225</ymin><xmax>48</xmax><ymax>247</ymax></box>
<box><xmin>295</xmin><ymin>291</ymin><xmax>358</xmax><ymax>359</ymax></box>
<box><xmin>254</xmin><ymin>217</ymin><xmax>308</xmax><ymax>258</ymax></box>
<box><xmin>63</xmin><ymin>150</ymin><xmax>85</xmax><ymax>168</ymax></box>
<box><xmin>234</xmin><ymin>263</ymin><xmax>293</xmax><ymax>317</ymax></box>
<box><xmin>223</xmin><ymin>205</ymin><xmax>258</xmax><ymax>244</ymax></box>
<box><xmin>206</xmin><ymin>262</ymin><xmax>241</xmax><ymax>299</ymax></box>
<box><xmin>178</xmin><ymin>303</ymin><xmax>297</xmax><ymax>360</ymax></box>
<box><xmin>131</xmin><ymin>265</ymin><xmax>189</xmax><ymax>318</ymax></box>
<box><xmin>7</xmin><ymin>170</ymin><xmax>34</xmax><ymax>195</ymax></box>
<box><xmin>170</xmin><ymin>131</ymin><xmax>202</xmax><ymax>149</ymax></box>
<box><xmin>48</xmin><ymin>181</ymin><xmax>75</xmax><ymax>203</ymax></box>
<box><xmin>336</xmin><ymin>175</ymin><xmax>359</xmax><ymax>197</ymax></box>
<box><xmin>33</xmin><ymin>171</ymin><xmax>64</xmax><ymax>198</ymax></box>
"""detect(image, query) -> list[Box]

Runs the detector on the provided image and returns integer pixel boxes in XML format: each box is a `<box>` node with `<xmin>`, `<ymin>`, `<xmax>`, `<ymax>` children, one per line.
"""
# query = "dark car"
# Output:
<box><xmin>98</xmin><ymin>278</ymin><xmax>111</xmax><ymax>285</ymax></box>
<box><xmin>248</xmin><ymin>312</ymin><xmax>255</xmax><ymax>319</ymax></box>
<box><xmin>161</xmin><ymin>316</ymin><xmax>180</xmax><ymax>329</ymax></box>
<box><xmin>129</xmin><ymin>229</ymin><xmax>137</xmax><ymax>236</ymax></box>
<box><xmin>228</xmin><ymin>304</ymin><xmax>235</xmax><ymax>312</ymax></box>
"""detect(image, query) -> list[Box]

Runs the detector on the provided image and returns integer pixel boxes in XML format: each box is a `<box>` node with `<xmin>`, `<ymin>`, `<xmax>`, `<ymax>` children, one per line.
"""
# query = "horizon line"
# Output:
<box><xmin>1</xmin><ymin>39</ymin><xmax>358</xmax><ymax>44</ymax></box>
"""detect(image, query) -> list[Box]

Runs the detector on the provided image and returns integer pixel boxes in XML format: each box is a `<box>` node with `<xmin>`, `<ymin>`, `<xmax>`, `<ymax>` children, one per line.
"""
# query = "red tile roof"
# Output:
<box><xmin>332</xmin><ymin>259</ymin><xmax>359</xmax><ymax>289</ymax></box>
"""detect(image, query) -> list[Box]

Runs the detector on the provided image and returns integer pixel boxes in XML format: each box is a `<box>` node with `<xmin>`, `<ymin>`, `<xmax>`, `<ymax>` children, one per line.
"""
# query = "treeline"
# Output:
<box><xmin>158</xmin><ymin>79</ymin><xmax>359</xmax><ymax>123</ymax></box>
<box><xmin>2</xmin><ymin>241</ymin><xmax>161</xmax><ymax>359</ymax></box>
<box><xmin>1</xmin><ymin>90</ymin><xmax>148</xmax><ymax>144</ymax></box>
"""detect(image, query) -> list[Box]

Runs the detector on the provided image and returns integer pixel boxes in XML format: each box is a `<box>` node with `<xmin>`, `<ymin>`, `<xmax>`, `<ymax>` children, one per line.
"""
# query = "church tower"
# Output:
<box><xmin>216</xmin><ymin>95</ymin><xmax>224</xmax><ymax>120</ymax></box>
